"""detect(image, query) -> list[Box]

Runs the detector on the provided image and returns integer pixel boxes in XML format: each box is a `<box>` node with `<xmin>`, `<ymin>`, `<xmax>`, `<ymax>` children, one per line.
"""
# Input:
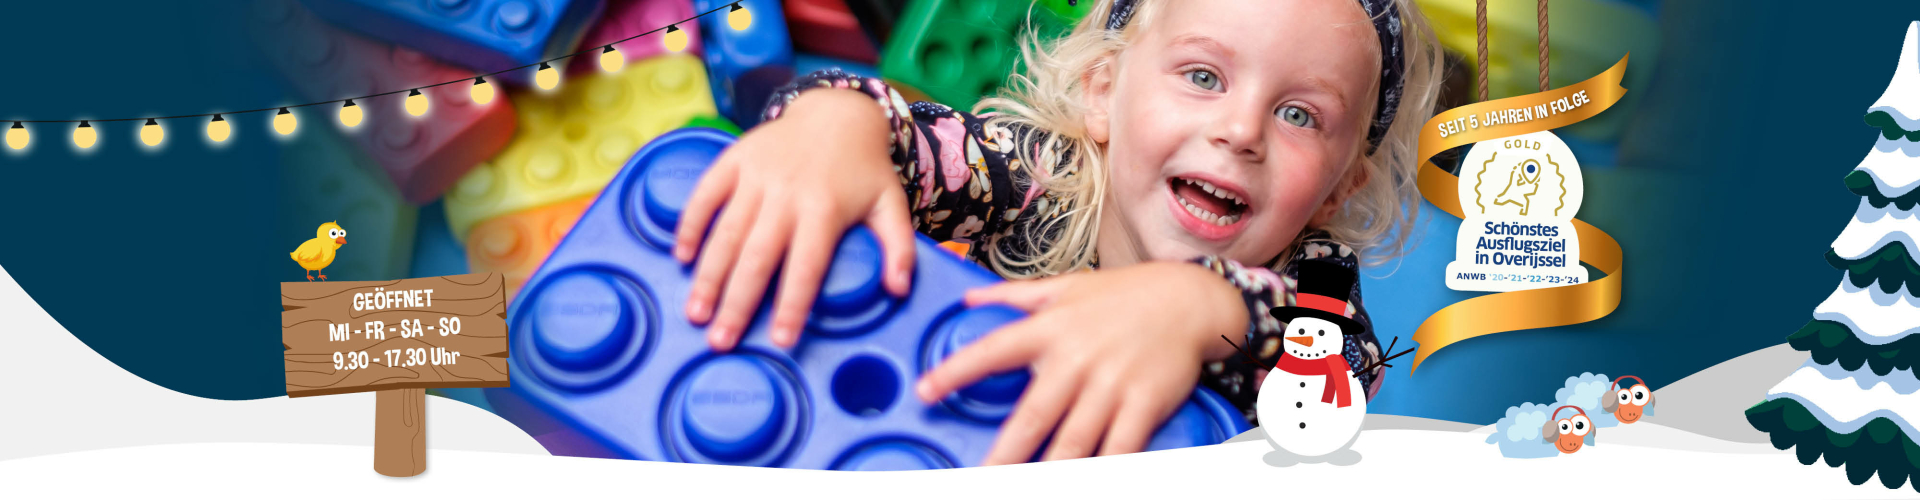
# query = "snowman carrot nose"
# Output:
<box><xmin>1285</xmin><ymin>336</ymin><xmax>1314</xmax><ymax>347</ymax></box>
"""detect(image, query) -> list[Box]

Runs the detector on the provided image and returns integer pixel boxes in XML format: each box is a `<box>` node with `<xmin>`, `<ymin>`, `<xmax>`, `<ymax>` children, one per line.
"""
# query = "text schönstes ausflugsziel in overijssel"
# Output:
<box><xmin>1475</xmin><ymin>222</ymin><xmax>1569</xmax><ymax>269</ymax></box>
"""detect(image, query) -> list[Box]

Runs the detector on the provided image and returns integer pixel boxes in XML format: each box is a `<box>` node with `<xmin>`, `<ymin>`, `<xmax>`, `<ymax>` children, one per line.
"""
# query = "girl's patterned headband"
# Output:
<box><xmin>1105</xmin><ymin>0</ymin><xmax>1405</xmax><ymax>154</ymax></box>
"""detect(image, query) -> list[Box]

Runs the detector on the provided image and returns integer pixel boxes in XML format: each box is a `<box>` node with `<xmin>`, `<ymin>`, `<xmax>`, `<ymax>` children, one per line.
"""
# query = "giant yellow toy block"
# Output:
<box><xmin>446</xmin><ymin>54</ymin><xmax>718</xmax><ymax>240</ymax></box>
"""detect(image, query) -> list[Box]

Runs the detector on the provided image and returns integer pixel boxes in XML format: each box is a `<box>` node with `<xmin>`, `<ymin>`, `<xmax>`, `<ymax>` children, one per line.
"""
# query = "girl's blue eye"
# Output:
<box><xmin>1185</xmin><ymin>70</ymin><xmax>1220</xmax><ymax>91</ymax></box>
<box><xmin>1278</xmin><ymin>105</ymin><xmax>1315</xmax><ymax>129</ymax></box>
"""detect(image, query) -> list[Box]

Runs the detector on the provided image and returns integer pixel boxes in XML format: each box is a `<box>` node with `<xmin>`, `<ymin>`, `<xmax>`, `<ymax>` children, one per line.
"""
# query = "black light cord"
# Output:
<box><xmin>6</xmin><ymin>2</ymin><xmax>743</xmax><ymax>125</ymax></box>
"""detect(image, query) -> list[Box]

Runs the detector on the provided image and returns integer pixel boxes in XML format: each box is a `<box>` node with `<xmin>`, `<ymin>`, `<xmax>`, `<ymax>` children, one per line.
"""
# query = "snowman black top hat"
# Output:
<box><xmin>1269</xmin><ymin>260</ymin><xmax>1364</xmax><ymax>334</ymax></box>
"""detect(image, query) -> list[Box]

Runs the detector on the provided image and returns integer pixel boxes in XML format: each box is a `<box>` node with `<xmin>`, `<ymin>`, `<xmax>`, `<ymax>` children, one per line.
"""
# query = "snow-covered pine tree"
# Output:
<box><xmin>1746</xmin><ymin>21</ymin><xmax>1920</xmax><ymax>493</ymax></box>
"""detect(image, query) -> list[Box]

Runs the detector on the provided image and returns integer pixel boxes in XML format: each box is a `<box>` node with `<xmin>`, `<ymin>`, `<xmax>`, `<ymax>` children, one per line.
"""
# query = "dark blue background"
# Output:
<box><xmin>2</xmin><ymin>0</ymin><xmax>1914</xmax><ymax>424</ymax></box>
<box><xmin>0</xmin><ymin>1</ymin><xmax>291</xmax><ymax>399</ymax></box>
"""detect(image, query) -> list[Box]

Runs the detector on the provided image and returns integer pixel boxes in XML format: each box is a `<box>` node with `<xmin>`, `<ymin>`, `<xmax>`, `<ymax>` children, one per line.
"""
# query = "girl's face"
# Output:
<box><xmin>1089</xmin><ymin>0</ymin><xmax>1382</xmax><ymax>266</ymax></box>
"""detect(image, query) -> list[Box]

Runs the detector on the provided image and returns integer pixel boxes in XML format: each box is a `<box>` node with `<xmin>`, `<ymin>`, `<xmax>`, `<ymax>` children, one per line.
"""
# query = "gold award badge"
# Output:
<box><xmin>1445</xmin><ymin>131</ymin><xmax>1587</xmax><ymax>292</ymax></box>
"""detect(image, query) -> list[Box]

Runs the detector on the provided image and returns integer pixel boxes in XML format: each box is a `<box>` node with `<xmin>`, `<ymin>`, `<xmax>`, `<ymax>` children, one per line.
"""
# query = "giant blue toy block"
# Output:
<box><xmin>298</xmin><ymin>0</ymin><xmax>606</xmax><ymax>87</ymax></box>
<box><xmin>488</xmin><ymin>128</ymin><xmax>1250</xmax><ymax>469</ymax></box>
<box><xmin>693</xmin><ymin>0</ymin><xmax>795</xmax><ymax>127</ymax></box>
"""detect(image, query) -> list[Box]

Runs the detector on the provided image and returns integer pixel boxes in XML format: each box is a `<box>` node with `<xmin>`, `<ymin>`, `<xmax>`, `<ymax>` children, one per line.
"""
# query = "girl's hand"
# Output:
<box><xmin>674</xmin><ymin>88</ymin><xmax>919</xmax><ymax>350</ymax></box>
<box><xmin>915</xmin><ymin>261</ymin><xmax>1249</xmax><ymax>464</ymax></box>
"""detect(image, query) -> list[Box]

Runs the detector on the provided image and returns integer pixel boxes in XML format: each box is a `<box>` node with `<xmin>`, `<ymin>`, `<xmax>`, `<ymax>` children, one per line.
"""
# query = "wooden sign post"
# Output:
<box><xmin>282</xmin><ymin>273</ymin><xmax>511</xmax><ymax>477</ymax></box>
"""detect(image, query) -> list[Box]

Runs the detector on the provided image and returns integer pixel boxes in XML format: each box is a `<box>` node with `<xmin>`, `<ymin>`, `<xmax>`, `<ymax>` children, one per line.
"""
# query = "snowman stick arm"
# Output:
<box><xmin>1220</xmin><ymin>335</ymin><xmax>1274</xmax><ymax>370</ymax></box>
<box><xmin>1353</xmin><ymin>337</ymin><xmax>1409</xmax><ymax>373</ymax></box>
<box><xmin>1357</xmin><ymin>345</ymin><xmax>1417</xmax><ymax>374</ymax></box>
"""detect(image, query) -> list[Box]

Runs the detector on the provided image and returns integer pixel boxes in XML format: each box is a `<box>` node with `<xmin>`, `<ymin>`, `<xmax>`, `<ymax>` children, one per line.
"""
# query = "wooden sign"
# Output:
<box><xmin>281</xmin><ymin>273</ymin><xmax>511</xmax><ymax>477</ymax></box>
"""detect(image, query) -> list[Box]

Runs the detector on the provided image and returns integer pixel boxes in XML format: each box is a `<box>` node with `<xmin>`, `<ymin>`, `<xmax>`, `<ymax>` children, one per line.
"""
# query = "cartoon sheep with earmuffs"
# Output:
<box><xmin>1541</xmin><ymin>405</ymin><xmax>1595</xmax><ymax>454</ymax></box>
<box><xmin>1539</xmin><ymin>375</ymin><xmax>1655</xmax><ymax>455</ymax></box>
<box><xmin>1601</xmin><ymin>375</ymin><xmax>1655</xmax><ymax>424</ymax></box>
<box><xmin>1489</xmin><ymin>373</ymin><xmax>1657</xmax><ymax>458</ymax></box>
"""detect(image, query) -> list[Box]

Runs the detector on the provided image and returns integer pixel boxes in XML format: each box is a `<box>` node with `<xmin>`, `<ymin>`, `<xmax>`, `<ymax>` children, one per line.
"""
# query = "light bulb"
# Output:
<box><xmin>6</xmin><ymin>122</ymin><xmax>27</xmax><ymax>150</ymax></box>
<box><xmin>663</xmin><ymin>24</ymin><xmax>690</xmax><ymax>53</ymax></box>
<box><xmin>471</xmin><ymin>77</ymin><xmax>496</xmax><ymax>105</ymax></box>
<box><xmin>728</xmin><ymin>2</ymin><xmax>752</xmax><ymax>31</ymax></box>
<box><xmin>339</xmin><ymin>100</ymin><xmax>364</xmax><ymax>128</ymax></box>
<box><xmin>140</xmin><ymin>118</ymin><xmax>165</xmax><ymax>147</ymax></box>
<box><xmin>405</xmin><ymin>89</ymin><xmax>430</xmax><ymax>117</ymax></box>
<box><xmin>274</xmin><ymin>107</ymin><xmax>298</xmax><ymax>135</ymax></box>
<box><xmin>599</xmin><ymin>45</ymin><xmax>624</xmax><ymax>73</ymax></box>
<box><xmin>206</xmin><ymin>115</ymin><xmax>230</xmax><ymax>143</ymax></box>
<box><xmin>535</xmin><ymin>62</ymin><xmax>559</xmax><ymax>90</ymax></box>
<box><xmin>74</xmin><ymin>121</ymin><xmax>97</xmax><ymax>149</ymax></box>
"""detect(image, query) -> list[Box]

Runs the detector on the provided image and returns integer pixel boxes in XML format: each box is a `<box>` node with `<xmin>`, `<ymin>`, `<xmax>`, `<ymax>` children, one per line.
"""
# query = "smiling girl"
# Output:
<box><xmin>673</xmin><ymin>0</ymin><xmax>1442</xmax><ymax>464</ymax></box>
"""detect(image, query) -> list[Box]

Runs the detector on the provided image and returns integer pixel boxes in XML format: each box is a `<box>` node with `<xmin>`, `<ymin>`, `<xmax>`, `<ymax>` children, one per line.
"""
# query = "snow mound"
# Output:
<box><xmin>1654</xmin><ymin>343</ymin><xmax>1802</xmax><ymax>443</ymax></box>
<box><xmin>0</xmin><ymin>265</ymin><xmax>548</xmax><ymax>462</ymax></box>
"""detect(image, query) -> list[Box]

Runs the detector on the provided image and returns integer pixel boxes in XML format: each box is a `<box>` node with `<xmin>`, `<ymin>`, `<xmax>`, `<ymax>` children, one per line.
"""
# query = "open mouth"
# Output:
<box><xmin>1170</xmin><ymin>177</ymin><xmax>1249</xmax><ymax>226</ymax></box>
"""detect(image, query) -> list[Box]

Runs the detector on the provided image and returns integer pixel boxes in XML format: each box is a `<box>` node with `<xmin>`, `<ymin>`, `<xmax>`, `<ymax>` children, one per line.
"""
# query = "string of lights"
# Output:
<box><xmin>2</xmin><ymin>2</ymin><xmax>755</xmax><ymax>152</ymax></box>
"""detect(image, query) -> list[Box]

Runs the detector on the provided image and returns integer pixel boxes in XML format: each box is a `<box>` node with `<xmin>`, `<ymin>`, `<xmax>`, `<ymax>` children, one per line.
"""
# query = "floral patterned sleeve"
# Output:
<box><xmin>764</xmin><ymin>70</ymin><xmax>1384</xmax><ymax>426</ymax></box>
<box><xmin>763</xmin><ymin>69</ymin><xmax>1026</xmax><ymax>245</ymax></box>
<box><xmin>1193</xmin><ymin>240</ymin><xmax>1385</xmax><ymax>426</ymax></box>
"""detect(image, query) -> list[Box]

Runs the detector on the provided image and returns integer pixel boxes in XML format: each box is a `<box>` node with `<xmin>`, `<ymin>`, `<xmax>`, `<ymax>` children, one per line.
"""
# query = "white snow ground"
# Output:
<box><xmin>0</xmin><ymin>264</ymin><xmax>1906</xmax><ymax>497</ymax></box>
<box><xmin>0</xmin><ymin>265</ymin><xmax>549</xmax><ymax>462</ymax></box>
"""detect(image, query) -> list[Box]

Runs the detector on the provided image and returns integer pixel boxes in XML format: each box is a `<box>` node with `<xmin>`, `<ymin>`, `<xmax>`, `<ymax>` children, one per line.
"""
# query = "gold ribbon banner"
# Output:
<box><xmin>1408</xmin><ymin>55</ymin><xmax>1630</xmax><ymax>372</ymax></box>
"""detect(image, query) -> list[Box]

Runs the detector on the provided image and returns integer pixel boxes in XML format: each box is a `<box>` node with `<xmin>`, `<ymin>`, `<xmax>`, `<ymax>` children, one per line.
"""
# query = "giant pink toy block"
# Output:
<box><xmin>569</xmin><ymin>0</ymin><xmax>705</xmax><ymax>77</ymax></box>
<box><xmin>785</xmin><ymin>0</ymin><xmax>878</xmax><ymax>64</ymax></box>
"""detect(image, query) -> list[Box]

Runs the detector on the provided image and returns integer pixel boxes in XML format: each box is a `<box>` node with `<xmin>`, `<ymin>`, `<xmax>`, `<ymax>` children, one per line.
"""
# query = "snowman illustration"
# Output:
<box><xmin>1257</xmin><ymin>261</ymin><xmax>1369</xmax><ymax>463</ymax></box>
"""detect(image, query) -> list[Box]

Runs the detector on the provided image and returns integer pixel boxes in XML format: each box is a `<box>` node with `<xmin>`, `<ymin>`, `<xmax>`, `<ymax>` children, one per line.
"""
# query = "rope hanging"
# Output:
<box><xmin>1475</xmin><ymin>0</ymin><xmax>1551</xmax><ymax>101</ymax></box>
<box><xmin>1536</xmin><ymin>0</ymin><xmax>1550</xmax><ymax>92</ymax></box>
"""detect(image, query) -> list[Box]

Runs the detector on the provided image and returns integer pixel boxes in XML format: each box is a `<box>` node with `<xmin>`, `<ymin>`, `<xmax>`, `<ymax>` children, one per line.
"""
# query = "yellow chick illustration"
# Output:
<box><xmin>291</xmin><ymin>222</ymin><xmax>347</xmax><ymax>281</ymax></box>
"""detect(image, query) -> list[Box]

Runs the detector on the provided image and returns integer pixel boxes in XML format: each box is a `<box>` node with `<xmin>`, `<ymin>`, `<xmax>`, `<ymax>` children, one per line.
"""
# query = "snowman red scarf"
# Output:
<box><xmin>1275</xmin><ymin>353</ymin><xmax>1355</xmax><ymax>408</ymax></box>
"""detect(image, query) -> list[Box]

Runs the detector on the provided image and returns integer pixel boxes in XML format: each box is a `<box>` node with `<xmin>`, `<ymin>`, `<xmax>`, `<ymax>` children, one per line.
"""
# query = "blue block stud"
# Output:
<box><xmin>693</xmin><ymin>0</ymin><xmax>794</xmax><ymax>127</ymax></box>
<box><xmin>491</xmin><ymin>127</ymin><xmax>1250</xmax><ymax>468</ymax></box>
<box><xmin>299</xmin><ymin>0</ymin><xmax>606</xmax><ymax>86</ymax></box>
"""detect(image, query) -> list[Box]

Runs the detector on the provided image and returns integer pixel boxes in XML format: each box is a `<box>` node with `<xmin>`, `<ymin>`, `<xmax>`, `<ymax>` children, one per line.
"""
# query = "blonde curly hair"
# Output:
<box><xmin>975</xmin><ymin>0</ymin><xmax>1443</xmax><ymax>278</ymax></box>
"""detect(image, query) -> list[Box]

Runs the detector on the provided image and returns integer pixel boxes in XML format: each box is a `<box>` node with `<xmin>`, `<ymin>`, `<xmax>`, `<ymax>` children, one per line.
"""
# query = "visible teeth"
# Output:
<box><xmin>1182</xmin><ymin>178</ymin><xmax>1244</xmax><ymax>206</ymax></box>
<box><xmin>1178</xmin><ymin>195</ymin><xmax>1241</xmax><ymax>226</ymax></box>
